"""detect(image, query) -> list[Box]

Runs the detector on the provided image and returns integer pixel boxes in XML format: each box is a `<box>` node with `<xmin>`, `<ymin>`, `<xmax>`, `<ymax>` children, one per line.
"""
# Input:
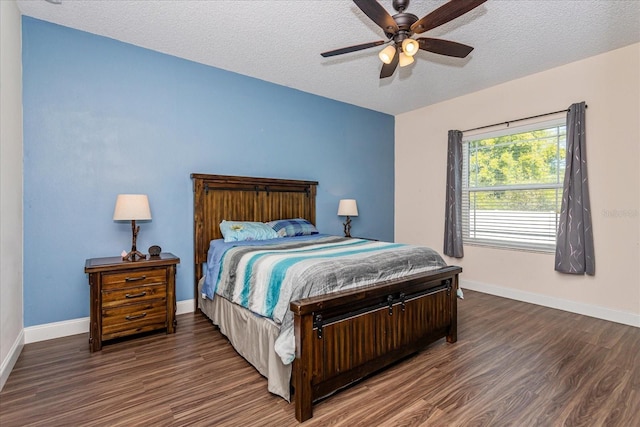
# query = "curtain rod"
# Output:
<box><xmin>462</xmin><ymin>104</ymin><xmax>588</xmax><ymax>133</ymax></box>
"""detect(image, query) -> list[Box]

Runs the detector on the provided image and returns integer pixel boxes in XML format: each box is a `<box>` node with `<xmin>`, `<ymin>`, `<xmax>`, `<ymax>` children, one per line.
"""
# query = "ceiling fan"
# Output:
<box><xmin>321</xmin><ymin>0</ymin><xmax>487</xmax><ymax>79</ymax></box>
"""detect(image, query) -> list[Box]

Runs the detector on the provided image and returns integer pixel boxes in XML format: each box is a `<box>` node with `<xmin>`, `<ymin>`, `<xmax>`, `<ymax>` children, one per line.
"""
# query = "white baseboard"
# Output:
<box><xmin>24</xmin><ymin>317</ymin><xmax>89</xmax><ymax>344</ymax></box>
<box><xmin>461</xmin><ymin>279</ymin><xmax>640</xmax><ymax>328</ymax></box>
<box><xmin>24</xmin><ymin>299</ymin><xmax>196</xmax><ymax>345</ymax></box>
<box><xmin>1</xmin><ymin>330</ymin><xmax>24</xmax><ymax>391</ymax></box>
<box><xmin>177</xmin><ymin>298</ymin><xmax>195</xmax><ymax>315</ymax></box>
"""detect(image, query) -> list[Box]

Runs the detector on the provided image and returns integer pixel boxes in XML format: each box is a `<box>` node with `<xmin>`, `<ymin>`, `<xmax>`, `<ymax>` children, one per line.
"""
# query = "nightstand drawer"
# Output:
<box><xmin>102</xmin><ymin>283</ymin><xmax>166</xmax><ymax>307</ymax></box>
<box><xmin>102</xmin><ymin>300</ymin><xmax>167</xmax><ymax>338</ymax></box>
<box><xmin>102</xmin><ymin>268</ymin><xmax>166</xmax><ymax>289</ymax></box>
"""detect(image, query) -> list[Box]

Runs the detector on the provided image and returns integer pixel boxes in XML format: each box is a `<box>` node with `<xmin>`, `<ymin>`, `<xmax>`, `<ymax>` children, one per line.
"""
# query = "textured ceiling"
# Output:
<box><xmin>16</xmin><ymin>0</ymin><xmax>640</xmax><ymax>115</ymax></box>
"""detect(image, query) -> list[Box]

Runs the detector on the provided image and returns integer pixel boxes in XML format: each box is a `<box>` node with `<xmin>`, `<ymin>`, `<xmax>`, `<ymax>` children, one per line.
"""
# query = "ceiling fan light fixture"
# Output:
<box><xmin>321</xmin><ymin>0</ymin><xmax>487</xmax><ymax>79</ymax></box>
<box><xmin>378</xmin><ymin>45</ymin><xmax>396</xmax><ymax>64</ymax></box>
<box><xmin>398</xmin><ymin>52</ymin><xmax>415</xmax><ymax>67</ymax></box>
<box><xmin>402</xmin><ymin>38</ymin><xmax>419</xmax><ymax>57</ymax></box>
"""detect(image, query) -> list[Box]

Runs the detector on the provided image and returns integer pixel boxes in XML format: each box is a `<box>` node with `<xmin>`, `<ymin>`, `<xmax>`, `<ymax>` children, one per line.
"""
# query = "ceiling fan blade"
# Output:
<box><xmin>353</xmin><ymin>0</ymin><xmax>399</xmax><ymax>34</ymax></box>
<box><xmin>417</xmin><ymin>38</ymin><xmax>474</xmax><ymax>58</ymax></box>
<box><xmin>380</xmin><ymin>45</ymin><xmax>399</xmax><ymax>79</ymax></box>
<box><xmin>411</xmin><ymin>0</ymin><xmax>487</xmax><ymax>34</ymax></box>
<box><xmin>321</xmin><ymin>40</ymin><xmax>386</xmax><ymax>58</ymax></box>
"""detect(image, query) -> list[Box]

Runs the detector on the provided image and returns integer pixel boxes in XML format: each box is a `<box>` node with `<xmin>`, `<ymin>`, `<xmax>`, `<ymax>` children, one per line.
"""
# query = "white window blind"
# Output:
<box><xmin>462</xmin><ymin>119</ymin><xmax>566</xmax><ymax>252</ymax></box>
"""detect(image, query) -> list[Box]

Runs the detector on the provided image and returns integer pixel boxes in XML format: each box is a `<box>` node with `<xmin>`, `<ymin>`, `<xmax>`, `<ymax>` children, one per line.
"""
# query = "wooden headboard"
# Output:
<box><xmin>191</xmin><ymin>173</ymin><xmax>318</xmax><ymax>303</ymax></box>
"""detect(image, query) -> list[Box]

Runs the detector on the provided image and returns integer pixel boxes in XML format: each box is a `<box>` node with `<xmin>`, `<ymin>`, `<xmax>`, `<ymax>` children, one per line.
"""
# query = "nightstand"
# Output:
<box><xmin>85</xmin><ymin>253</ymin><xmax>180</xmax><ymax>352</ymax></box>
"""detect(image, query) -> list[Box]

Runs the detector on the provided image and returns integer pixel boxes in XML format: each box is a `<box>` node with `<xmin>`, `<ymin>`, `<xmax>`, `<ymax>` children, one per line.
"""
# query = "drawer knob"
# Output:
<box><xmin>125</xmin><ymin>312</ymin><xmax>147</xmax><ymax>321</ymax></box>
<box><xmin>125</xmin><ymin>275</ymin><xmax>147</xmax><ymax>282</ymax></box>
<box><xmin>125</xmin><ymin>291</ymin><xmax>147</xmax><ymax>299</ymax></box>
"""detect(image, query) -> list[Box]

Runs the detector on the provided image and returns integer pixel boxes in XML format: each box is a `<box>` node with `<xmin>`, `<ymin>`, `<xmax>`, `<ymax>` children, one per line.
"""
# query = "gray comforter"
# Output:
<box><xmin>212</xmin><ymin>235</ymin><xmax>447</xmax><ymax>364</ymax></box>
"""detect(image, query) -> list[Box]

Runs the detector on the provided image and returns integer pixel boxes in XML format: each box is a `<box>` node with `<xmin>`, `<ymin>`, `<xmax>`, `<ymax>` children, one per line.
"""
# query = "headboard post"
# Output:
<box><xmin>190</xmin><ymin>174</ymin><xmax>318</xmax><ymax>311</ymax></box>
<box><xmin>192</xmin><ymin>176</ymin><xmax>205</xmax><ymax>312</ymax></box>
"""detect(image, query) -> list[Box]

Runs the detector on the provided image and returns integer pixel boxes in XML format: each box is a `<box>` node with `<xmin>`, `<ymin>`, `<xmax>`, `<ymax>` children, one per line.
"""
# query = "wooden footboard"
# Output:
<box><xmin>290</xmin><ymin>266</ymin><xmax>461</xmax><ymax>422</ymax></box>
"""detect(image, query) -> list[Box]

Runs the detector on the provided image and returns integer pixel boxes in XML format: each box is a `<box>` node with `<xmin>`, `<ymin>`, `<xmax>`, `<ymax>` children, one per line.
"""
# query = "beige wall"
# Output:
<box><xmin>396</xmin><ymin>43</ymin><xmax>640</xmax><ymax>325</ymax></box>
<box><xmin>0</xmin><ymin>0</ymin><xmax>24</xmax><ymax>390</ymax></box>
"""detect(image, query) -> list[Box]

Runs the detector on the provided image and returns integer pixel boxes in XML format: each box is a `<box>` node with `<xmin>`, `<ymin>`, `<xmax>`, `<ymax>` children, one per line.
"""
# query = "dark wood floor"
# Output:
<box><xmin>1</xmin><ymin>290</ymin><xmax>638</xmax><ymax>426</ymax></box>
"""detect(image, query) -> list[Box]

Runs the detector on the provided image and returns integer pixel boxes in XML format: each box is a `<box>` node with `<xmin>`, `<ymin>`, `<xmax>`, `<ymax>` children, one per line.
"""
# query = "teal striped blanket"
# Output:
<box><xmin>212</xmin><ymin>235</ymin><xmax>446</xmax><ymax>364</ymax></box>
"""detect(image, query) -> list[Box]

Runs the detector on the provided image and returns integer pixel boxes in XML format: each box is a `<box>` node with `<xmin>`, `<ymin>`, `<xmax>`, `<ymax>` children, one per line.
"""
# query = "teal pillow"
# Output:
<box><xmin>220</xmin><ymin>220</ymin><xmax>279</xmax><ymax>242</ymax></box>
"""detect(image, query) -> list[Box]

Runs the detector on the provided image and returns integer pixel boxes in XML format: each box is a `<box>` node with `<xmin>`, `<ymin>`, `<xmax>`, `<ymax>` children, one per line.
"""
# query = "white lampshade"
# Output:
<box><xmin>113</xmin><ymin>194</ymin><xmax>152</xmax><ymax>221</ymax></box>
<box><xmin>398</xmin><ymin>52</ymin><xmax>415</xmax><ymax>67</ymax></box>
<box><xmin>402</xmin><ymin>38</ymin><xmax>419</xmax><ymax>57</ymax></box>
<box><xmin>337</xmin><ymin>199</ymin><xmax>358</xmax><ymax>217</ymax></box>
<box><xmin>378</xmin><ymin>45</ymin><xmax>396</xmax><ymax>65</ymax></box>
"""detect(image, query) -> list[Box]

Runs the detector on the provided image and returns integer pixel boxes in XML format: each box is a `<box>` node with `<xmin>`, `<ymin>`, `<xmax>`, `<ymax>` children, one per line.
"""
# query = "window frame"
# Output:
<box><xmin>461</xmin><ymin>118</ymin><xmax>567</xmax><ymax>253</ymax></box>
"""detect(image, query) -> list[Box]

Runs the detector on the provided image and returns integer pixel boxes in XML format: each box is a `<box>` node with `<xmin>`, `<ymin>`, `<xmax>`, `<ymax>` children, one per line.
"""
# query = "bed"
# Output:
<box><xmin>191</xmin><ymin>173</ymin><xmax>462</xmax><ymax>422</ymax></box>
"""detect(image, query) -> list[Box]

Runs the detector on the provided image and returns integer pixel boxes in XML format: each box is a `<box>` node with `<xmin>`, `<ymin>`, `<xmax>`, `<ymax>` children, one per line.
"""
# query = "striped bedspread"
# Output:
<box><xmin>209</xmin><ymin>235</ymin><xmax>447</xmax><ymax>364</ymax></box>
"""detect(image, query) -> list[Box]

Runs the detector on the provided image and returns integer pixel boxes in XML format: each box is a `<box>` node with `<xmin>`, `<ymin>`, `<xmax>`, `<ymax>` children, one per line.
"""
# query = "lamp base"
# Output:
<box><xmin>122</xmin><ymin>249</ymin><xmax>146</xmax><ymax>262</ymax></box>
<box><xmin>123</xmin><ymin>220</ymin><xmax>146</xmax><ymax>261</ymax></box>
<box><xmin>343</xmin><ymin>216</ymin><xmax>352</xmax><ymax>238</ymax></box>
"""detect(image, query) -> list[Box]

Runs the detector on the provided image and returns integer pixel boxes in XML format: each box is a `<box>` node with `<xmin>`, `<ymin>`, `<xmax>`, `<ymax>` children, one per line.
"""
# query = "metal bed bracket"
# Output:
<box><xmin>314</xmin><ymin>313</ymin><xmax>323</xmax><ymax>339</ymax></box>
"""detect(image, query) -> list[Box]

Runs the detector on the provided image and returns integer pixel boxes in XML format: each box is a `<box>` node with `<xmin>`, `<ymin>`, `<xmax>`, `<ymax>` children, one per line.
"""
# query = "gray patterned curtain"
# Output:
<box><xmin>555</xmin><ymin>102</ymin><xmax>595</xmax><ymax>275</ymax></box>
<box><xmin>444</xmin><ymin>130</ymin><xmax>464</xmax><ymax>258</ymax></box>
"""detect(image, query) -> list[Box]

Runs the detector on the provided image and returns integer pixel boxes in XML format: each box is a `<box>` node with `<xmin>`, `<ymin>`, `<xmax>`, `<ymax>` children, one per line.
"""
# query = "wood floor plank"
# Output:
<box><xmin>1</xmin><ymin>290</ymin><xmax>638</xmax><ymax>426</ymax></box>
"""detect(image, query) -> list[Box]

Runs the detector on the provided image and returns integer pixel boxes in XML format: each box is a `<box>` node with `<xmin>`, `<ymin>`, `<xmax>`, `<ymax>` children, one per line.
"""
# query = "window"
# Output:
<box><xmin>462</xmin><ymin>119</ymin><xmax>566</xmax><ymax>252</ymax></box>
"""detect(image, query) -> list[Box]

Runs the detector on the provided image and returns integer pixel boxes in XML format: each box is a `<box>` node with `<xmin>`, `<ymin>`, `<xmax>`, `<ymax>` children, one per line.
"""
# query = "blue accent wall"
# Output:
<box><xmin>22</xmin><ymin>17</ymin><xmax>394</xmax><ymax>327</ymax></box>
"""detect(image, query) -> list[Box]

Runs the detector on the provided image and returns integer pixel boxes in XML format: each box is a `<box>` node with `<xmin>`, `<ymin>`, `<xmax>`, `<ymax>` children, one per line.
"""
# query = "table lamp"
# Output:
<box><xmin>338</xmin><ymin>199</ymin><xmax>358</xmax><ymax>238</ymax></box>
<box><xmin>113</xmin><ymin>194</ymin><xmax>151</xmax><ymax>261</ymax></box>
